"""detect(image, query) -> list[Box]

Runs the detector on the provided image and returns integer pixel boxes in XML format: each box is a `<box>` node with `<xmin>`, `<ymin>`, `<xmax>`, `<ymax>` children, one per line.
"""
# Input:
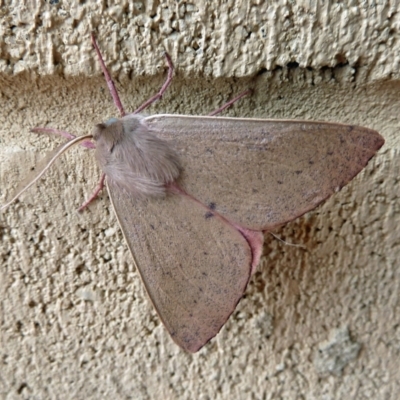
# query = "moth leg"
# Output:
<box><xmin>132</xmin><ymin>53</ymin><xmax>174</xmax><ymax>114</ymax></box>
<box><xmin>208</xmin><ymin>89</ymin><xmax>253</xmax><ymax>116</ymax></box>
<box><xmin>78</xmin><ymin>173</ymin><xmax>106</xmax><ymax>212</ymax></box>
<box><xmin>91</xmin><ymin>33</ymin><xmax>126</xmax><ymax>117</ymax></box>
<box><xmin>31</xmin><ymin>127</ymin><xmax>95</xmax><ymax>149</ymax></box>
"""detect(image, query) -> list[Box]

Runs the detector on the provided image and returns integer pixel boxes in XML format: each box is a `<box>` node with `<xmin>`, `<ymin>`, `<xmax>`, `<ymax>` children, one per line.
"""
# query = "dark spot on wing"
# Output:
<box><xmin>327</xmin><ymin>151</ymin><xmax>334</xmax><ymax>156</ymax></box>
<box><xmin>205</xmin><ymin>211</ymin><xmax>214</xmax><ymax>219</ymax></box>
<box><xmin>277</xmin><ymin>180</ymin><xmax>283</xmax><ymax>184</ymax></box>
<box><xmin>150</xmin><ymin>224</ymin><xmax>155</xmax><ymax>230</ymax></box>
<box><xmin>295</xmin><ymin>170</ymin><xmax>302</xmax><ymax>175</ymax></box>
<box><xmin>309</xmin><ymin>160</ymin><xmax>314</xmax><ymax>165</ymax></box>
<box><xmin>208</xmin><ymin>202</ymin><xmax>216</xmax><ymax>210</ymax></box>
<box><xmin>252</xmin><ymin>188</ymin><xmax>258</xmax><ymax>193</ymax></box>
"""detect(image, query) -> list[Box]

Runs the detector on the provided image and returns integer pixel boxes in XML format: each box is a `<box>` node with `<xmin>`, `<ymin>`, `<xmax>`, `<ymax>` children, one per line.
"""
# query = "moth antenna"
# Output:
<box><xmin>269</xmin><ymin>232</ymin><xmax>307</xmax><ymax>249</ymax></box>
<box><xmin>31</xmin><ymin>127</ymin><xmax>95</xmax><ymax>149</ymax></box>
<box><xmin>0</xmin><ymin>135</ymin><xmax>93</xmax><ymax>211</ymax></box>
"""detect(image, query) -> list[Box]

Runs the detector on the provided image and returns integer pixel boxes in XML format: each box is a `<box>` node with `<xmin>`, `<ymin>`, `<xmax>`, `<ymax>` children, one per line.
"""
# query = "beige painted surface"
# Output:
<box><xmin>0</xmin><ymin>1</ymin><xmax>399</xmax><ymax>399</ymax></box>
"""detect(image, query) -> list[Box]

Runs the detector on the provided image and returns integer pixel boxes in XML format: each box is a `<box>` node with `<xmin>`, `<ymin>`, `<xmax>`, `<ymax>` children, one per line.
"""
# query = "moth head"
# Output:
<box><xmin>93</xmin><ymin>118</ymin><xmax>124</xmax><ymax>144</ymax></box>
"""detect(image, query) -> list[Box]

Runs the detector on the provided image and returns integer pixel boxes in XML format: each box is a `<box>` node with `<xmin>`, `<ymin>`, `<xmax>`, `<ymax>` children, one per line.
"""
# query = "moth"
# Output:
<box><xmin>1</xmin><ymin>34</ymin><xmax>384</xmax><ymax>353</ymax></box>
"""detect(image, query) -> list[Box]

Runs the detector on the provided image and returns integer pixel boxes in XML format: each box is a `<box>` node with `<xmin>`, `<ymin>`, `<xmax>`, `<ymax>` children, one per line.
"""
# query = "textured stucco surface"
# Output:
<box><xmin>0</xmin><ymin>1</ymin><xmax>399</xmax><ymax>399</ymax></box>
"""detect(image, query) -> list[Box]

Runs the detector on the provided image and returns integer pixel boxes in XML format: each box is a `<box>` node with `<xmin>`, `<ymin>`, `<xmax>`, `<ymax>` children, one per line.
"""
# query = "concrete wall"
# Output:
<box><xmin>0</xmin><ymin>1</ymin><xmax>398</xmax><ymax>399</ymax></box>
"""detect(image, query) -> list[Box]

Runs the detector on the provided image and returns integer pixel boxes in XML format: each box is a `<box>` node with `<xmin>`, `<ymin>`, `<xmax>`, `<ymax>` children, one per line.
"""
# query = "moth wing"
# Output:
<box><xmin>107</xmin><ymin>183</ymin><xmax>252</xmax><ymax>353</ymax></box>
<box><xmin>143</xmin><ymin>115</ymin><xmax>384</xmax><ymax>230</ymax></box>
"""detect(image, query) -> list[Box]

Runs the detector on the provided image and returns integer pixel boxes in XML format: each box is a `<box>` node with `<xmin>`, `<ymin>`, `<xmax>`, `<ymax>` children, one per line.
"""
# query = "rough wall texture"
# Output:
<box><xmin>0</xmin><ymin>1</ymin><xmax>399</xmax><ymax>399</ymax></box>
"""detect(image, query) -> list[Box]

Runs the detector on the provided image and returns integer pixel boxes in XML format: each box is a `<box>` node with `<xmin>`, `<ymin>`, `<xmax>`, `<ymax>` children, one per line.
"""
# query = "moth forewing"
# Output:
<box><xmin>142</xmin><ymin>115</ymin><xmax>384</xmax><ymax>230</ymax></box>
